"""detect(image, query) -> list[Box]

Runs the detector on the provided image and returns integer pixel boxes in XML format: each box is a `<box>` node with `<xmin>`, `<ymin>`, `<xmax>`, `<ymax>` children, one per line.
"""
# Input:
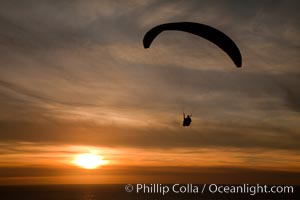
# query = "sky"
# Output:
<box><xmin>0</xmin><ymin>0</ymin><xmax>300</xmax><ymax>185</ymax></box>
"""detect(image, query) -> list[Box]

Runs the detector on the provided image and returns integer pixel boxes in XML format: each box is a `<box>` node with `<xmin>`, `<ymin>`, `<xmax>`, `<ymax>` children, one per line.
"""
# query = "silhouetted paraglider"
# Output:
<box><xmin>143</xmin><ymin>22</ymin><xmax>242</xmax><ymax>127</ymax></box>
<box><xmin>183</xmin><ymin>112</ymin><xmax>192</xmax><ymax>126</ymax></box>
<box><xmin>143</xmin><ymin>22</ymin><xmax>242</xmax><ymax>68</ymax></box>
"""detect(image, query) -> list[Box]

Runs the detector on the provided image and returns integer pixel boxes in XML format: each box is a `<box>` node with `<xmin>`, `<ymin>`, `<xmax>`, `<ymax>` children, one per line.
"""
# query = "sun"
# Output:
<box><xmin>72</xmin><ymin>153</ymin><xmax>107</xmax><ymax>169</ymax></box>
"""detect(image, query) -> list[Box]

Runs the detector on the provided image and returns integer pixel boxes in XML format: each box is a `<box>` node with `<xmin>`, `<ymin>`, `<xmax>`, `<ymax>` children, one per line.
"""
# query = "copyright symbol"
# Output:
<box><xmin>125</xmin><ymin>184</ymin><xmax>134</xmax><ymax>192</ymax></box>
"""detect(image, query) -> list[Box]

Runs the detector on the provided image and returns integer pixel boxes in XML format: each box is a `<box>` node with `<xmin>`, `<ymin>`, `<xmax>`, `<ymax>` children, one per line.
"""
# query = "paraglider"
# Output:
<box><xmin>143</xmin><ymin>22</ymin><xmax>242</xmax><ymax>68</ymax></box>
<box><xmin>183</xmin><ymin>112</ymin><xmax>192</xmax><ymax>126</ymax></box>
<box><xmin>143</xmin><ymin>22</ymin><xmax>242</xmax><ymax>127</ymax></box>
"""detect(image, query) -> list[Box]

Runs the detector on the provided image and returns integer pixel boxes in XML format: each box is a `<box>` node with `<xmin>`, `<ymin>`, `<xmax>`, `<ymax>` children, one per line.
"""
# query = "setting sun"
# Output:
<box><xmin>72</xmin><ymin>153</ymin><xmax>107</xmax><ymax>169</ymax></box>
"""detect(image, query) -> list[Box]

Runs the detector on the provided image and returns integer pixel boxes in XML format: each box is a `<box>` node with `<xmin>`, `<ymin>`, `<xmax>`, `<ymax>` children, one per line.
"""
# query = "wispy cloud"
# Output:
<box><xmin>0</xmin><ymin>0</ymin><xmax>299</xmax><ymax>184</ymax></box>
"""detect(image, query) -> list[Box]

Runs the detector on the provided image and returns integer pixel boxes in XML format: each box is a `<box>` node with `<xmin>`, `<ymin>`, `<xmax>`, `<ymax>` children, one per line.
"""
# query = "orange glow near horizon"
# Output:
<box><xmin>0</xmin><ymin>144</ymin><xmax>300</xmax><ymax>185</ymax></box>
<box><xmin>72</xmin><ymin>153</ymin><xmax>108</xmax><ymax>169</ymax></box>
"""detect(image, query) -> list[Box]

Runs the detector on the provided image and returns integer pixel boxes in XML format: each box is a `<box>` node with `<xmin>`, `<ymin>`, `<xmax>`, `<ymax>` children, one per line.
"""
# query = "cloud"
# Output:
<box><xmin>1</xmin><ymin>165</ymin><xmax>300</xmax><ymax>184</ymax></box>
<box><xmin>0</xmin><ymin>110</ymin><xmax>299</xmax><ymax>151</ymax></box>
<box><xmin>0</xmin><ymin>141</ymin><xmax>300</xmax><ymax>184</ymax></box>
<box><xmin>0</xmin><ymin>0</ymin><xmax>300</xmax><ymax>183</ymax></box>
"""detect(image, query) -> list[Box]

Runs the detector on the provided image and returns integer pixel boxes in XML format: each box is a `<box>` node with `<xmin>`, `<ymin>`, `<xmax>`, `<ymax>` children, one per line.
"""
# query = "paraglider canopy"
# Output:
<box><xmin>143</xmin><ymin>22</ymin><xmax>242</xmax><ymax>68</ymax></box>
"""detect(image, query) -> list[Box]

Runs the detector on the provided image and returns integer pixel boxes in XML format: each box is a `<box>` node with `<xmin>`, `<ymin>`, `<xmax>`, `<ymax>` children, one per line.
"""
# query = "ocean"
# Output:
<box><xmin>0</xmin><ymin>184</ymin><xmax>299</xmax><ymax>200</ymax></box>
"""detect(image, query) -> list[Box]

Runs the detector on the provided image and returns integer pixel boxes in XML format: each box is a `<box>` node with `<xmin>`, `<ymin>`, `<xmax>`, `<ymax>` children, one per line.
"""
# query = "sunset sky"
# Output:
<box><xmin>0</xmin><ymin>0</ymin><xmax>300</xmax><ymax>185</ymax></box>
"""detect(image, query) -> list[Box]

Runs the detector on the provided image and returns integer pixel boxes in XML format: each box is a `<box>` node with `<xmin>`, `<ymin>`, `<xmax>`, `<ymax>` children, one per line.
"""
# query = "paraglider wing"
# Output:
<box><xmin>143</xmin><ymin>22</ymin><xmax>242</xmax><ymax>68</ymax></box>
